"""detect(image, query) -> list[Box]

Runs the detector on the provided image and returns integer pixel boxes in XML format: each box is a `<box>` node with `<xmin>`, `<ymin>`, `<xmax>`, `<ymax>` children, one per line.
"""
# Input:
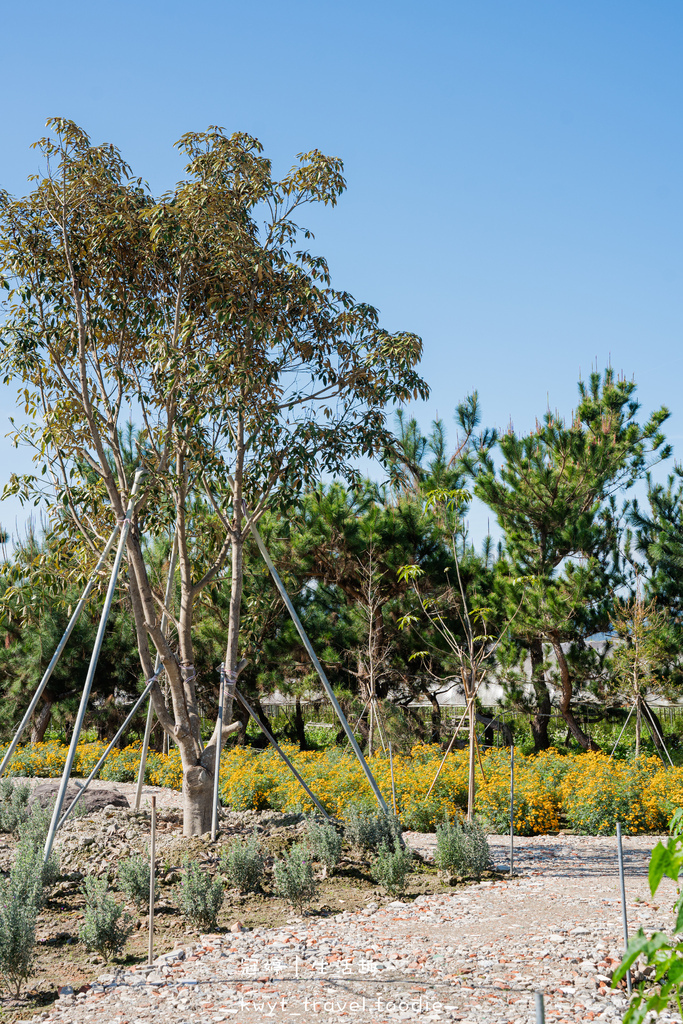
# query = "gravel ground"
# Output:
<box><xmin>20</xmin><ymin>828</ymin><xmax>680</xmax><ymax>1024</ymax></box>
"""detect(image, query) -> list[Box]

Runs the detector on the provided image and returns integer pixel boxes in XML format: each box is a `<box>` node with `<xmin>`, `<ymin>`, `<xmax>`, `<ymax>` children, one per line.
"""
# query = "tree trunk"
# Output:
<box><xmin>182</xmin><ymin>763</ymin><xmax>214</xmax><ymax>837</ymax></box>
<box><xmin>181</xmin><ymin>719</ymin><xmax>242</xmax><ymax>836</ymax></box>
<box><xmin>551</xmin><ymin>638</ymin><xmax>600</xmax><ymax>751</ymax></box>
<box><xmin>31</xmin><ymin>699</ymin><xmax>53</xmax><ymax>744</ymax></box>
<box><xmin>529</xmin><ymin>640</ymin><xmax>552</xmax><ymax>751</ymax></box>
<box><xmin>427</xmin><ymin>691</ymin><xmax>442</xmax><ymax>745</ymax></box>
<box><xmin>635</xmin><ymin>699</ymin><xmax>641</xmax><ymax>759</ymax></box>
<box><xmin>222</xmin><ymin>530</ymin><xmax>244</xmax><ymax>729</ymax></box>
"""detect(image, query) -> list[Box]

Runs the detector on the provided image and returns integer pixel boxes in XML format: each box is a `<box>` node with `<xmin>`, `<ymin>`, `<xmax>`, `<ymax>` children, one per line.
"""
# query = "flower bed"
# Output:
<box><xmin>0</xmin><ymin>740</ymin><xmax>677</xmax><ymax>835</ymax></box>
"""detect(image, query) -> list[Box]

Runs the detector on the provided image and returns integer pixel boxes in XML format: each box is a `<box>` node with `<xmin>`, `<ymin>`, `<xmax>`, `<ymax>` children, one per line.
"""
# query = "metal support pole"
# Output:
<box><xmin>389</xmin><ymin>742</ymin><xmax>397</xmax><ymax>815</ymax></box>
<box><xmin>617</xmin><ymin>822</ymin><xmax>633</xmax><ymax>995</ymax></box>
<box><xmin>210</xmin><ymin>665</ymin><xmax>229</xmax><ymax>841</ymax></box>
<box><xmin>509</xmin><ymin>743</ymin><xmax>514</xmax><ymax>877</ymax></box>
<box><xmin>148</xmin><ymin>796</ymin><xmax>156</xmax><ymax>966</ymax></box>
<box><xmin>0</xmin><ymin>524</ymin><xmax>121</xmax><ymax>779</ymax></box>
<box><xmin>134</xmin><ymin>534</ymin><xmax>178</xmax><ymax>811</ymax></box>
<box><xmin>247</xmin><ymin>518</ymin><xmax>390</xmax><ymax>816</ymax></box>
<box><xmin>43</xmin><ymin>470</ymin><xmax>145</xmax><ymax>863</ymax></box>
<box><xmin>609</xmin><ymin>703</ymin><xmax>636</xmax><ymax>759</ymax></box>
<box><xmin>643</xmin><ymin>701</ymin><xmax>674</xmax><ymax>766</ymax></box>
<box><xmin>234</xmin><ymin>688</ymin><xmax>332</xmax><ymax>821</ymax></box>
<box><xmin>535</xmin><ymin>991</ymin><xmax>546</xmax><ymax>1023</ymax></box>
<box><xmin>57</xmin><ymin>670</ymin><xmax>162</xmax><ymax>829</ymax></box>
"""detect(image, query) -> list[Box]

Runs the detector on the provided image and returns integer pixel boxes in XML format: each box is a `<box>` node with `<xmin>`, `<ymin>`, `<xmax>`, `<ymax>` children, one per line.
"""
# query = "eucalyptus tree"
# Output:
<box><xmin>0</xmin><ymin>119</ymin><xmax>428</xmax><ymax>834</ymax></box>
<box><xmin>473</xmin><ymin>369</ymin><xmax>670</xmax><ymax>750</ymax></box>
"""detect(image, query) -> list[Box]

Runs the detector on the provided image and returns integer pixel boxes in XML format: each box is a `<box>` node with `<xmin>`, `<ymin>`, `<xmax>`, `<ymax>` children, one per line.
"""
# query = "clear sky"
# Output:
<box><xmin>1</xmin><ymin>0</ymin><xmax>681</xmax><ymax>542</ymax></box>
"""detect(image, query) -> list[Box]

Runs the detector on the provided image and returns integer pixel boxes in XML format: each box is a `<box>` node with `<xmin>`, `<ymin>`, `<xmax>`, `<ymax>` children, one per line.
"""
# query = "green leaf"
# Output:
<box><xmin>648</xmin><ymin>841</ymin><xmax>675</xmax><ymax>896</ymax></box>
<box><xmin>397</xmin><ymin>564</ymin><xmax>424</xmax><ymax>583</ymax></box>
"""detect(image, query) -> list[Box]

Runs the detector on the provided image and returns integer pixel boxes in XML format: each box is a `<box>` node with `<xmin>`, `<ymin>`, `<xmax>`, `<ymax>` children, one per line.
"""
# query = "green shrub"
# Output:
<box><xmin>273</xmin><ymin>843</ymin><xmax>317</xmax><ymax>913</ymax></box>
<box><xmin>303</xmin><ymin>816</ymin><xmax>343</xmax><ymax>877</ymax></box>
<box><xmin>371</xmin><ymin>839</ymin><xmax>413</xmax><ymax>895</ymax></box>
<box><xmin>117</xmin><ymin>854</ymin><xmax>157</xmax><ymax>910</ymax></box>
<box><xmin>79</xmin><ymin>876</ymin><xmax>133</xmax><ymax>961</ymax></box>
<box><xmin>16</xmin><ymin>800</ymin><xmax>53</xmax><ymax>849</ymax></box>
<box><xmin>0</xmin><ymin>874</ymin><xmax>38</xmax><ymax>996</ymax></box>
<box><xmin>220</xmin><ymin>832</ymin><xmax>265</xmax><ymax>894</ymax></box>
<box><xmin>177</xmin><ymin>860</ymin><xmax>224</xmax><ymax>930</ymax></box>
<box><xmin>12</xmin><ymin>837</ymin><xmax>59</xmax><ymax>908</ymax></box>
<box><xmin>0</xmin><ymin>780</ymin><xmax>31</xmax><ymax>834</ymax></box>
<box><xmin>435</xmin><ymin>815</ymin><xmax>490</xmax><ymax>878</ymax></box>
<box><xmin>343</xmin><ymin>806</ymin><xmax>402</xmax><ymax>854</ymax></box>
<box><xmin>11</xmin><ymin>802</ymin><xmax>60</xmax><ymax>905</ymax></box>
<box><xmin>400</xmin><ymin>799</ymin><xmax>442</xmax><ymax>833</ymax></box>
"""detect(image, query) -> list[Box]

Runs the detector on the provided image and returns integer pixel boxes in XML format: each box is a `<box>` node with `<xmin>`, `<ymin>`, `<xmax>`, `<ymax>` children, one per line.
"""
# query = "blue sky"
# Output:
<box><xmin>1</xmin><ymin>0</ymin><xmax>681</xmax><ymax>542</ymax></box>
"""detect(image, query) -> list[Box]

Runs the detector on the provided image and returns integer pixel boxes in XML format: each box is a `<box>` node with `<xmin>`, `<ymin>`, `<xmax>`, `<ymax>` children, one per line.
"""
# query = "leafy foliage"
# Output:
<box><xmin>615</xmin><ymin>809</ymin><xmax>683</xmax><ymax>1021</ymax></box>
<box><xmin>177</xmin><ymin>859</ymin><xmax>224</xmax><ymax>930</ymax></box>
<box><xmin>79</xmin><ymin>876</ymin><xmax>134</xmax><ymax>961</ymax></box>
<box><xmin>434</xmin><ymin>814</ymin><xmax>490</xmax><ymax>878</ymax></box>
<box><xmin>0</xmin><ymin>875</ymin><xmax>38</xmax><ymax>996</ymax></box>
<box><xmin>343</xmin><ymin>806</ymin><xmax>402</xmax><ymax>854</ymax></box>
<box><xmin>0</xmin><ymin>779</ymin><xmax>31</xmax><ymax>833</ymax></box>
<box><xmin>302</xmin><ymin>816</ymin><xmax>343</xmax><ymax>877</ymax></box>
<box><xmin>273</xmin><ymin>844</ymin><xmax>317</xmax><ymax>913</ymax></box>
<box><xmin>0</xmin><ymin>118</ymin><xmax>429</xmax><ymax>834</ymax></box>
<box><xmin>220</xmin><ymin>832</ymin><xmax>265</xmax><ymax>894</ymax></box>
<box><xmin>371</xmin><ymin>839</ymin><xmax>413</xmax><ymax>895</ymax></box>
<box><xmin>117</xmin><ymin>854</ymin><xmax>156</xmax><ymax>910</ymax></box>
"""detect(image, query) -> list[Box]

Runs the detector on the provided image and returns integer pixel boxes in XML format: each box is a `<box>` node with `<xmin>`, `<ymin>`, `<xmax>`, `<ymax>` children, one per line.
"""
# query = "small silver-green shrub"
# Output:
<box><xmin>0</xmin><ymin>872</ymin><xmax>38</xmax><ymax>995</ymax></box>
<box><xmin>117</xmin><ymin>854</ymin><xmax>157</xmax><ymax>910</ymax></box>
<box><xmin>273</xmin><ymin>843</ymin><xmax>317</xmax><ymax>913</ymax></box>
<box><xmin>12</xmin><ymin>837</ymin><xmax>59</xmax><ymax>908</ymax></box>
<box><xmin>435</xmin><ymin>815</ymin><xmax>490</xmax><ymax>879</ymax></box>
<box><xmin>11</xmin><ymin>802</ymin><xmax>60</xmax><ymax>906</ymax></box>
<box><xmin>79</xmin><ymin>876</ymin><xmax>134</xmax><ymax>961</ymax></box>
<box><xmin>177</xmin><ymin>859</ymin><xmax>224</xmax><ymax>930</ymax></box>
<box><xmin>371</xmin><ymin>839</ymin><xmax>413</xmax><ymax>895</ymax></box>
<box><xmin>303</xmin><ymin>816</ymin><xmax>343</xmax><ymax>878</ymax></box>
<box><xmin>16</xmin><ymin>800</ymin><xmax>53</xmax><ymax>848</ymax></box>
<box><xmin>343</xmin><ymin>806</ymin><xmax>402</xmax><ymax>855</ymax></box>
<box><xmin>0</xmin><ymin>780</ymin><xmax>31</xmax><ymax>834</ymax></box>
<box><xmin>220</xmin><ymin>832</ymin><xmax>265</xmax><ymax>894</ymax></box>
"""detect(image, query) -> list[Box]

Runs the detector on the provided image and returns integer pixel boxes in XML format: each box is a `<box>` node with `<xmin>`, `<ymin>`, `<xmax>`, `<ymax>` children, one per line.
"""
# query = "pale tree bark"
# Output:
<box><xmin>635</xmin><ymin>697</ymin><xmax>642</xmax><ymax>759</ymax></box>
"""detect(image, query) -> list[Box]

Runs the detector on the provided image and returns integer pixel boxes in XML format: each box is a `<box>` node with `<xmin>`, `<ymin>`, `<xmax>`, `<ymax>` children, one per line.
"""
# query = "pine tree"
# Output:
<box><xmin>630</xmin><ymin>468</ymin><xmax>683</xmax><ymax>623</ymax></box>
<box><xmin>473</xmin><ymin>369</ymin><xmax>670</xmax><ymax>750</ymax></box>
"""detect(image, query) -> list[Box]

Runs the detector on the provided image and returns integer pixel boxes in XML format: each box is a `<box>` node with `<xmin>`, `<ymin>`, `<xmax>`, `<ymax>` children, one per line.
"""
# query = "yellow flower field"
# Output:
<box><xmin>0</xmin><ymin>740</ymin><xmax>678</xmax><ymax>835</ymax></box>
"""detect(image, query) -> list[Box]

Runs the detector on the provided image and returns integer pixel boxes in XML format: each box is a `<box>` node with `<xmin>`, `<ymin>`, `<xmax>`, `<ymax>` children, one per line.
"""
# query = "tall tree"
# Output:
<box><xmin>0</xmin><ymin>120</ymin><xmax>428</xmax><ymax>833</ymax></box>
<box><xmin>473</xmin><ymin>369</ymin><xmax>670</xmax><ymax>750</ymax></box>
<box><xmin>630</xmin><ymin>468</ymin><xmax>683</xmax><ymax>624</ymax></box>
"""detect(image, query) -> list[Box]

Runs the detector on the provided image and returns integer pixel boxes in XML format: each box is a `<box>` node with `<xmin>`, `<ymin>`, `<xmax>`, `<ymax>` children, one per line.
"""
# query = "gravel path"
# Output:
<box><xmin>23</xmin><ymin>830</ymin><xmax>680</xmax><ymax>1024</ymax></box>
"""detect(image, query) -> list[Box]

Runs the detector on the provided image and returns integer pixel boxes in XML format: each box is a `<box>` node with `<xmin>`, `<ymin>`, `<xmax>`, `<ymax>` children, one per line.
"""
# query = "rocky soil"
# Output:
<box><xmin>0</xmin><ymin>780</ymin><xmax>679</xmax><ymax>1024</ymax></box>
